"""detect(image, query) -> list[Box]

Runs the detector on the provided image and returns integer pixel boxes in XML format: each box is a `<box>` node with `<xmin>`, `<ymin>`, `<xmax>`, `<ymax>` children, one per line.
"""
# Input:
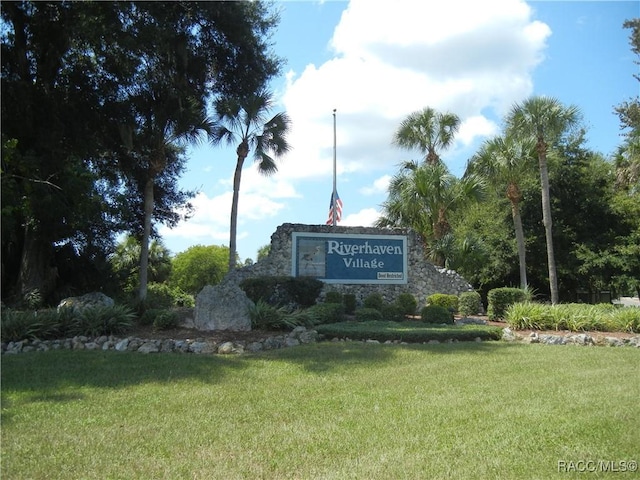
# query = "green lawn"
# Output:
<box><xmin>2</xmin><ymin>343</ymin><xmax>639</xmax><ymax>479</ymax></box>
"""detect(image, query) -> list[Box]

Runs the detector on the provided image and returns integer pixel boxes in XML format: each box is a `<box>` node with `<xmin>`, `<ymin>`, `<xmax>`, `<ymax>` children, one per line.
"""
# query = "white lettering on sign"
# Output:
<box><xmin>326</xmin><ymin>240</ymin><xmax>402</xmax><ymax>256</ymax></box>
<box><xmin>343</xmin><ymin>258</ymin><xmax>385</xmax><ymax>269</ymax></box>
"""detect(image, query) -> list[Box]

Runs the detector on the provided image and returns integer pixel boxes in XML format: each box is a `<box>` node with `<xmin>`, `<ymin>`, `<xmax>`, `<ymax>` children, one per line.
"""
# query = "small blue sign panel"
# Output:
<box><xmin>292</xmin><ymin>232</ymin><xmax>408</xmax><ymax>284</ymax></box>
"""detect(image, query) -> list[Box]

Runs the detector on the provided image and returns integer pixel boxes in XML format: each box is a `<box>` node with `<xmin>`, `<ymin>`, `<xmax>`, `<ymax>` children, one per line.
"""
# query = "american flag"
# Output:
<box><xmin>326</xmin><ymin>191</ymin><xmax>343</xmax><ymax>225</ymax></box>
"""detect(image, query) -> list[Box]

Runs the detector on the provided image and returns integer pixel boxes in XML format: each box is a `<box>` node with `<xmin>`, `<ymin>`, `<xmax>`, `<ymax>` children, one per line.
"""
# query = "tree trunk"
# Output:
<box><xmin>138</xmin><ymin>177</ymin><xmax>154</xmax><ymax>303</ymax></box>
<box><xmin>507</xmin><ymin>182</ymin><xmax>527</xmax><ymax>290</ymax></box>
<box><xmin>511</xmin><ymin>200</ymin><xmax>528</xmax><ymax>290</ymax></box>
<box><xmin>537</xmin><ymin>140</ymin><xmax>559</xmax><ymax>304</ymax></box>
<box><xmin>18</xmin><ymin>222</ymin><xmax>57</xmax><ymax>300</ymax></box>
<box><xmin>228</xmin><ymin>144</ymin><xmax>247</xmax><ymax>271</ymax></box>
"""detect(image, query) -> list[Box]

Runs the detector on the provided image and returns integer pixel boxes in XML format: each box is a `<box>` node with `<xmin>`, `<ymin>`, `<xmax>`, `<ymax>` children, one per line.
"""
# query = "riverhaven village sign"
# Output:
<box><xmin>292</xmin><ymin>232</ymin><xmax>408</xmax><ymax>284</ymax></box>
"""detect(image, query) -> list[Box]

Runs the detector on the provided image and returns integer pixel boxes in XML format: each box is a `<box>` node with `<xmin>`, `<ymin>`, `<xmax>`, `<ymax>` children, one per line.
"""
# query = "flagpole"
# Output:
<box><xmin>332</xmin><ymin>108</ymin><xmax>337</xmax><ymax>227</ymax></box>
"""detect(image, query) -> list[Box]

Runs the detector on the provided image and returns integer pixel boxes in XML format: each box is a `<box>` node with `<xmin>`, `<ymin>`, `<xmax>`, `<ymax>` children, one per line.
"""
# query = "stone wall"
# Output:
<box><xmin>195</xmin><ymin>223</ymin><xmax>474</xmax><ymax>331</ymax></box>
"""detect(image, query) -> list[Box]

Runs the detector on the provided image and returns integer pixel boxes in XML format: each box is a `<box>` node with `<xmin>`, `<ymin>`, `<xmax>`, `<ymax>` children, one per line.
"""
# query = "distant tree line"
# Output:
<box><xmin>379</xmin><ymin>19</ymin><xmax>639</xmax><ymax>302</ymax></box>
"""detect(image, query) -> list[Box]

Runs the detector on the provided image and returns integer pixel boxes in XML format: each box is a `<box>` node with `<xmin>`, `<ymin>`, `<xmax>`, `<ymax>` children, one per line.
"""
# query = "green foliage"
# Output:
<box><xmin>427</xmin><ymin>293</ymin><xmax>459</xmax><ymax>312</ymax></box>
<box><xmin>381</xmin><ymin>304</ymin><xmax>405</xmax><ymax>322</ymax></box>
<box><xmin>316</xmin><ymin>321</ymin><xmax>503</xmax><ymax>343</ymax></box>
<box><xmin>170</xmin><ymin>245</ymin><xmax>229</xmax><ymax>295</ymax></box>
<box><xmin>355</xmin><ymin>308</ymin><xmax>383</xmax><ymax>322</ymax></box>
<box><xmin>240</xmin><ymin>276</ymin><xmax>323</xmax><ymax>308</ymax></box>
<box><xmin>421</xmin><ymin>305</ymin><xmax>454</xmax><ymax>324</ymax></box>
<box><xmin>247</xmin><ymin>300</ymin><xmax>300</xmax><ymax>330</ymax></box>
<box><xmin>112</xmin><ymin>237</ymin><xmax>173</xmax><ymax>293</ymax></box>
<box><xmin>458</xmin><ymin>291</ymin><xmax>482</xmax><ymax>316</ymax></box>
<box><xmin>138</xmin><ymin>309</ymin><xmax>162</xmax><ymax>327</ymax></box>
<box><xmin>394</xmin><ymin>293</ymin><xmax>418</xmax><ymax>316</ymax></box>
<box><xmin>487</xmin><ymin>287</ymin><xmax>529</xmax><ymax>320</ymax></box>
<box><xmin>288</xmin><ymin>303</ymin><xmax>345</xmax><ymax>327</ymax></box>
<box><xmin>343</xmin><ymin>294</ymin><xmax>357</xmax><ymax>315</ymax></box>
<box><xmin>72</xmin><ymin>305</ymin><xmax>136</xmax><ymax>337</ymax></box>
<box><xmin>1</xmin><ymin>305</ymin><xmax>135</xmax><ymax>341</ymax></box>
<box><xmin>152</xmin><ymin>311</ymin><xmax>179</xmax><ymax>331</ymax></box>
<box><xmin>505</xmin><ymin>302</ymin><xmax>640</xmax><ymax>333</ymax></box>
<box><xmin>363</xmin><ymin>293</ymin><xmax>384</xmax><ymax>311</ymax></box>
<box><xmin>143</xmin><ymin>283</ymin><xmax>185</xmax><ymax>309</ymax></box>
<box><xmin>257</xmin><ymin>244</ymin><xmax>270</xmax><ymax>262</ymax></box>
<box><xmin>22</xmin><ymin>289</ymin><xmax>44</xmax><ymax>310</ymax></box>
<box><xmin>324</xmin><ymin>291</ymin><xmax>343</xmax><ymax>304</ymax></box>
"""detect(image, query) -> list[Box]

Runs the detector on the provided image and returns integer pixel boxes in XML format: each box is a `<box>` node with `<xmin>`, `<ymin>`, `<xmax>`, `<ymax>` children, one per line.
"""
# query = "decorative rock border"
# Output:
<box><xmin>3</xmin><ymin>326</ymin><xmax>639</xmax><ymax>355</ymax></box>
<box><xmin>1</xmin><ymin>326</ymin><xmax>320</xmax><ymax>356</ymax></box>
<box><xmin>502</xmin><ymin>327</ymin><xmax>640</xmax><ymax>347</ymax></box>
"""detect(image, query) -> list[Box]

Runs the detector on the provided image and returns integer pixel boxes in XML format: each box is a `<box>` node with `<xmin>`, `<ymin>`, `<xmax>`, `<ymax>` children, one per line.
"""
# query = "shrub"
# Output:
<box><xmin>355</xmin><ymin>307</ymin><xmax>383</xmax><ymax>322</ymax></box>
<box><xmin>395</xmin><ymin>293</ymin><xmax>418</xmax><ymax>316</ymax></box>
<box><xmin>343</xmin><ymin>294</ymin><xmax>357</xmax><ymax>315</ymax></box>
<box><xmin>505</xmin><ymin>302</ymin><xmax>640</xmax><ymax>333</ymax></box>
<box><xmin>288</xmin><ymin>303</ymin><xmax>345</xmax><ymax>326</ymax></box>
<box><xmin>458</xmin><ymin>291</ymin><xmax>482</xmax><ymax>316</ymax></box>
<box><xmin>247</xmin><ymin>300</ymin><xmax>301</xmax><ymax>330</ymax></box>
<box><xmin>381</xmin><ymin>304</ymin><xmax>405</xmax><ymax>322</ymax></box>
<box><xmin>72</xmin><ymin>305</ymin><xmax>135</xmax><ymax>336</ymax></box>
<box><xmin>363</xmin><ymin>293</ymin><xmax>384</xmax><ymax>311</ymax></box>
<box><xmin>324</xmin><ymin>291</ymin><xmax>343</xmax><ymax>304</ymax></box>
<box><xmin>138</xmin><ymin>308</ymin><xmax>161</xmax><ymax>326</ymax></box>
<box><xmin>421</xmin><ymin>305</ymin><xmax>454</xmax><ymax>324</ymax></box>
<box><xmin>316</xmin><ymin>321</ymin><xmax>503</xmax><ymax>343</ymax></box>
<box><xmin>1</xmin><ymin>309</ymin><xmax>44</xmax><ymax>341</ymax></box>
<box><xmin>487</xmin><ymin>288</ymin><xmax>529</xmax><ymax>320</ymax></box>
<box><xmin>153</xmin><ymin>311</ymin><xmax>179</xmax><ymax>331</ymax></box>
<box><xmin>427</xmin><ymin>293</ymin><xmax>458</xmax><ymax>313</ymax></box>
<box><xmin>240</xmin><ymin>276</ymin><xmax>323</xmax><ymax>308</ymax></box>
<box><xmin>145</xmin><ymin>282</ymin><xmax>177</xmax><ymax>309</ymax></box>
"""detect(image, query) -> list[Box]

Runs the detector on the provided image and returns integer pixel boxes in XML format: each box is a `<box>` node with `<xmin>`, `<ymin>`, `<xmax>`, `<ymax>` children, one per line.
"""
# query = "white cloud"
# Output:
<box><xmin>341</xmin><ymin>208</ymin><xmax>381</xmax><ymax>227</ymax></box>
<box><xmin>277</xmin><ymin>0</ymin><xmax>550</xmax><ymax>180</ymax></box>
<box><xmin>359</xmin><ymin>175</ymin><xmax>391</xmax><ymax>196</ymax></box>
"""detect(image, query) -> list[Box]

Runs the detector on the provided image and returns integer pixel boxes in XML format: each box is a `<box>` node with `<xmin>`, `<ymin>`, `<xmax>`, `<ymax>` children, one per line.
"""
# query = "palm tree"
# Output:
<box><xmin>377</xmin><ymin>161</ymin><xmax>485</xmax><ymax>266</ymax></box>
<box><xmin>468</xmin><ymin>135</ymin><xmax>536</xmax><ymax>289</ymax></box>
<box><xmin>393</xmin><ymin>107</ymin><xmax>461</xmax><ymax>165</ymax></box>
<box><xmin>506</xmin><ymin>96</ymin><xmax>581</xmax><ymax>304</ymax></box>
<box><xmin>210</xmin><ymin>91</ymin><xmax>291</xmax><ymax>271</ymax></box>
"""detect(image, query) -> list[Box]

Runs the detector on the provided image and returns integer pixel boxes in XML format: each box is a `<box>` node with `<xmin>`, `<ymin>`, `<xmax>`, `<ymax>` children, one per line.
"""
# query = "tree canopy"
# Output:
<box><xmin>1</xmin><ymin>1</ymin><xmax>282</xmax><ymax>304</ymax></box>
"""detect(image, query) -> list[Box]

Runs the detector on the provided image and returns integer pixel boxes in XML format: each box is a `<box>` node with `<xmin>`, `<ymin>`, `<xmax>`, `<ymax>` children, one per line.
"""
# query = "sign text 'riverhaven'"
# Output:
<box><xmin>292</xmin><ymin>232</ymin><xmax>408</xmax><ymax>284</ymax></box>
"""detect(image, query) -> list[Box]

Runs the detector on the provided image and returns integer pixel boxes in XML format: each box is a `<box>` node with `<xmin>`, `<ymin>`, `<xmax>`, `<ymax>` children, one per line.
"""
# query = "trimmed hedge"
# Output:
<box><xmin>343</xmin><ymin>294</ymin><xmax>357</xmax><ymax>315</ymax></box>
<box><xmin>355</xmin><ymin>307</ymin><xmax>383</xmax><ymax>322</ymax></box>
<box><xmin>487</xmin><ymin>288</ymin><xmax>529</xmax><ymax>320</ymax></box>
<box><xmin>240</xmin><ymin>276</ymin><xmax>323</xmax><ymax>308</ymax></box>
<box><xmin>363</xmin><ymin>293</ymin><xmax>384</xmax><ymax>311</ymax></box>
<box><xmin>316</xmin><ymin>321</ymin><xmax>503</xmax><ymax>343</ymax></box>
<box><xmin>395</xmin><ymin>293</ymin><xmax>418</xmax><ymax>316</ymax></box>
<box><xmin>458</xmin><ymin>291</ymin><xmax>482</xmax><ymax>316</ymax></box>
<box><xmin>427</xmin><ymin>293</ymin><xmax>458</xmax><ymax>312</ymax></box>
<box><xmin>421</xmin><ymin>305</ymin><xmax>454</xmax><ymax>324</ymax></box>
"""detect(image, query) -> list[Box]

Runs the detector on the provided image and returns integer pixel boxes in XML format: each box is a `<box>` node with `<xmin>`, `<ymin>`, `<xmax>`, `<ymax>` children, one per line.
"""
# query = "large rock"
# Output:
<box><xmin>194</xmin><ymin>282</ymin><xmax>252</xmax><ymax>331</ymax></box>
<box><xmin>57</xmin><ymin>292</ymin><xmax>114</xmax><ymax>314</ymax></box>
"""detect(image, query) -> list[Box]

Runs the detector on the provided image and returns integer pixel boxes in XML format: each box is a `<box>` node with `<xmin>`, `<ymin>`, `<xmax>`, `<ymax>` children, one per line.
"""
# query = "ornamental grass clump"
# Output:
<box><xmin>505</xmin><ymin>302</ymin><xmax>640</xmax><ymax>333</ymax></box>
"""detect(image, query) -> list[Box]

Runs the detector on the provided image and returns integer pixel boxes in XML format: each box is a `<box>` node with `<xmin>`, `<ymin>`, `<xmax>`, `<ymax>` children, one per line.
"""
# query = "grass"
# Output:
<box><xmin>2</xmin><ymin>343</ymin><xmax>639</xmax><ymax>479</ymax></box>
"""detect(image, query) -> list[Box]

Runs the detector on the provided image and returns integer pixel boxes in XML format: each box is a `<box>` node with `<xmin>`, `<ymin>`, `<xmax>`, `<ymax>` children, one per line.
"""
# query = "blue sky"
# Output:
<box><xmin>159</xmin><ymin>0</ymin><xmax>639</xmax><ymax>262</ymax></box>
